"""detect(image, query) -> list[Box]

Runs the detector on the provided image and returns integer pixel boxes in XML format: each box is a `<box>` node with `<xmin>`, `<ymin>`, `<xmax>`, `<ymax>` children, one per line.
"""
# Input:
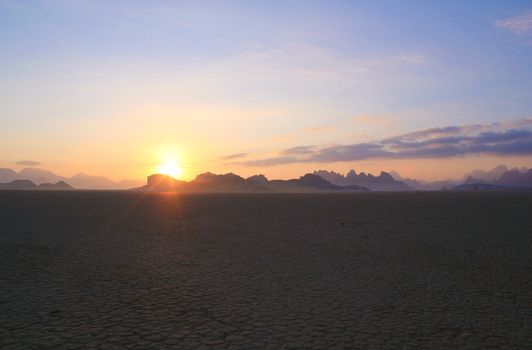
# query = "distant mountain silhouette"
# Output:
<box><xmin>312</xmin><ymin>170</ymin><xmax>347</xmax><ymax>185</ymax></box>
<box><xmin>465</xmin><ymin>165</ymin><xmax>509</xmax><ymax>182</ymax></box>
<box><xmin>140</xmin><ymin>172</ymin><xmax>369</xmax><ymax>193</ymax></box>
<box><xmin>0</xmin><ymin>168</ymin><xmax>19</xmax><ymax>183</ymax></box>
<box><xmin>314</xmin><ymin>170</ymin><xmax>412</xmax><ymax>191</ymax></box>
<box><xmin>141</xmin><ymin>167</ymin><xmax>532</xmax><ymax>193</ymax></box>
<box><xmin>66</xmin><ymin>173</ymin><xmax>143</xmax><ymax>189</ymax></box>
<box><xmin>246</xmin><ymin>174</ymin><xmax>269</xmax><ymax>184</ymax></box>
<box><xmin>141</xmin><ymin>173</ymin><xmax>267</xmax><ymax>192</ymax></box>
<box><xmin>0</xmin><ymin>167</ymin><xmax>142</xmax><ymax>189</ymax></box>
<box><xmin>453</xmin><ymin>167</ymin><xmax>532</xmax><ymax>191</ymax></box>
<box><xmin>297</xmin><ymin>174</ymin><xmax>343</xmax><ymax>190</ymax></box>
<box><xmin>0</xmin><ymin>179</ymin><xmax>37</xmax><ymax>189</ymax></box>
<box><xmin>0</xmin><ymin>179</ymin><xmax>73</xmax><ymax>190</ymax></box>
<box><xmin>390</xmin><ymin>169</ymin><xmax>467</xmax><ymax>190</ymax></box>
<box><xmin>193</xmin><ymin>172</ymin><xmax>268</xmax><ymax>191</ymax></box>
<box><xmin>2</xmin><ymin>164</ymin><xmax>530</xmax><ymax>192</ymax></box>
<box><xmin>462</xmin><ymin>176</ymin><xmax>489</xmax><ymax>185</ymax></box>
<box><xmin>68</xmin><ymin>173</ymin><xmax>116</xmax><ymax>189</ymax></box>
<box><xmin>37</xmin><ymin>181</ymin><xmax>74</xmax><ymax>190</ymax></box>
<box><xmin>496</xmin><ymin>168</ymin><xmax>532</xmax><ymax>187</ymax></box>
<box><xmin>18</xmin><ymin>167</ymin><xmax>63</xmax><ymax>184</ymax></box>
<box><xmin>68</xmin><ymin>173</ymin><xmax>143</xmax><ymax>189</ymax></box>
<box><xmin>344</xmin><ymin>165</ymin><xmax>532</xmax><ymax>191</ymax></box>
<box><xmin>389</xmin><ymin>166</ymin><xmax>525</xmax><ymax>191</ymax></box>
<box><xmin>388</xmin><ymin>171</ymin><xmax>425</xmax><ymax>189</ymax></box>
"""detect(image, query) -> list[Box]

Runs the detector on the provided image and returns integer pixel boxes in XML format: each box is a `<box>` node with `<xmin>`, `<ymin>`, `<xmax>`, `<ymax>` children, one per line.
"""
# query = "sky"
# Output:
<box><xmin>1</xmin><ymin>0</ymin><xmax>532</xmax><ymax>181</ymax></box>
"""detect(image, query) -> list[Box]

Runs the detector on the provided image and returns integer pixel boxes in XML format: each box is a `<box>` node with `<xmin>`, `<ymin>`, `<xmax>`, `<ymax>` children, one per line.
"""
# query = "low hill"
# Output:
<box><xmin>0</xmin><ymin>179</ymin><xmax>73</xmax><ymax>190</ymax></box>
<box><xmin>454</xmin><ymin>183</ymin><xmax>511</xmax><ymax>191</ymax></box>
<box><xmin>0</xmin><ymin>167</ymin><xmax>142</xmax><ymax>189</ymax></box>
<box><xmin>37</xmin><ymin>181</ymin><xmax>74</xmax><ymax>190</ymax></box>
<box><xmin>0</xmin><ymin>179</ymin><xmax>37</xmax><ymax>190</ymax></box>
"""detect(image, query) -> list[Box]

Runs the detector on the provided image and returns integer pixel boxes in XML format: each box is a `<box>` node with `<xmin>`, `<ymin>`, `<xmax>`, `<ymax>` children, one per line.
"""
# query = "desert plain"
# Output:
<box><xmin>0</xmin><ymin>191</ymin><xmax>531</xmax><ymax>349</ymax></box>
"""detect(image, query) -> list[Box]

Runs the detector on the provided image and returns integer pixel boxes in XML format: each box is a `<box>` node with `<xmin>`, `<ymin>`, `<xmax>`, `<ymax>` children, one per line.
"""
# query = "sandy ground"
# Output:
<box><xmin>0</xmin><ymin>191</ymin><xmax>531</xmax><ymax>349</ymax></box>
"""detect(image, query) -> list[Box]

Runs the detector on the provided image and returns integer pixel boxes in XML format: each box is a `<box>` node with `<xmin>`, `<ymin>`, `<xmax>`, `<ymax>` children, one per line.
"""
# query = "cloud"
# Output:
<box><xmin>281</xmin><ymin>145</ymin><xmax>317</xmax><ymax>155</ymax></box>
<box><xmin>238</xmin><ymin>118</ymin><xmax>532</xmax><ymax>166</ymax></box>
<box><xmin>495</xmin><ymin>11</ymin><xmax>532</xmax><ymax>35</ymax></box>
<box><xmin>241</xmin><ymin>156</ymin><xmax>300</xmax><ymax>167</ymax></box>
<box><xmin>16</xmin><ymin>160</ymin><xmax>41</xmax><ymax>166</ymax></box>
<box><xmin>225</xmin><ymin>33</ymin><xmax>429</xmax><ymax>92</ymax></box>
<box><xmin>220</xmin><ymin>152</ymin><xmax>248</xmax><ymax>160</ymax></box>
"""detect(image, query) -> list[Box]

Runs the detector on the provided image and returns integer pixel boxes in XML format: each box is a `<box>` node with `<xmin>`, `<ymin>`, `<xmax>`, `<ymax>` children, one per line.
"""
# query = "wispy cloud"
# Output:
<box><xmin>16</xmin><ymin>160</ymin><xmax>41</xmax><ymax>166</ymax></box>
<box><xmin>281</xmin><ymin>145</ymin><xmax>317</xmax><ymax>155</ymax></box>
<box><xmin>239</xmin><ymin>118</ymin><xmax>532</xmax><ymax>166</ymax></box>
<box><xmin>495</xmin><ymin>11</ymin><xmax>532</xmax><ymax>35</ymax></box>
<box><xmin>227</xmin><ymin>33</ymin><xmax>430</xmax><ymax>91</ymax></box>
<box><xmin>220</xmin><ymin>152</ymin><xmax>248</xmax><ymax>160</ymax></box>
<box><xmin>241</xmin><ymin>156</ymin><xmax>300</xmax><ymax>167</ymax></box>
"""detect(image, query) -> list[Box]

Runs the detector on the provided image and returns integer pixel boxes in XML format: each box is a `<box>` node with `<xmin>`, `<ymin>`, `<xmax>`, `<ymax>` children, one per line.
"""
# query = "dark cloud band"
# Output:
<box><xmin>240</xmin><ymin>118</ymin><xmax>532</xmax><ymax>166</ymax></box>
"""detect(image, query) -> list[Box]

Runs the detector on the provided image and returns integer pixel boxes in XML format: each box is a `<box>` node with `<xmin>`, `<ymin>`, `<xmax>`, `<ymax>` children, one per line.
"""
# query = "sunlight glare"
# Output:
<box><xmin>156</xmin><ymin>159</ymin><xmax>183</xmax><ymax>179</ymax></box>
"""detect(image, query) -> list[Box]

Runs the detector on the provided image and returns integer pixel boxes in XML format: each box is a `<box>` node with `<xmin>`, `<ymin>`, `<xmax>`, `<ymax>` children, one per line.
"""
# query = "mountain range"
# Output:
<box><xmin>1</xmin><ymin>164</ymin><xmax>530</xmax><ymax>192</ymax></box>
<box><xmin>389</xmin><ymin>165</ymin><xmax>532</xmax><ymax>191</ymax></box>
<box><xmin>0</xmin><ymin>179</ymin><xmax>73</xmax><ymax>190</ymax></box>
<box><xmin>313</xmin><ymin>170</ymin><xmax>412</xmax><ymax>191</ymax></box>
<box><xmin>140</xmin><ymin>173</ymin><xmax>370</xmax><ymax>193</ymax></box>
<box><xmin>0</xmin><ymin>167</ymin><xmax>143</xmax><ymax>189</ymax></box>
<box><xmin>141</xmin><ymin>165</ymin><xmax>532</xmax><ymax>193</ymax></box>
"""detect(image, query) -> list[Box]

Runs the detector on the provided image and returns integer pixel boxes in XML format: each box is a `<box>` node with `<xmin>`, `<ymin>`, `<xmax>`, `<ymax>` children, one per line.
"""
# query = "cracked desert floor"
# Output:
<box><xmin>1</xmin><ymin>191</ymin><xmax>531</xmax><ymax>349</ymax></box>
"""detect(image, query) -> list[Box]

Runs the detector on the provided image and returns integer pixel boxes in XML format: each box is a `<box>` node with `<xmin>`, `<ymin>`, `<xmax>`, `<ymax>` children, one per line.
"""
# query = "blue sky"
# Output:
<box><xmin>1</xmin><ymin>0</ymin><xmax>531</xmax><ymax>180</ymax></box>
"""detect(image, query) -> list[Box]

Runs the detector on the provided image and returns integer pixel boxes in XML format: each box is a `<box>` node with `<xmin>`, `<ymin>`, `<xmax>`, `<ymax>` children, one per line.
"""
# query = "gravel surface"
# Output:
<box><xmin>0</xmin><ymin>191</ymin><xmax>531</xmax><ymax>349</ymax></box>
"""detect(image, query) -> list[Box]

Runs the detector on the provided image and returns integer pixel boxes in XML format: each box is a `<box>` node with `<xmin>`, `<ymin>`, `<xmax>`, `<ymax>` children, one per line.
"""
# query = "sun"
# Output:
<box><xmin>156</xmin><ymin>159</ymin><xmax>183</xmax><ymax>179</ymax></box>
